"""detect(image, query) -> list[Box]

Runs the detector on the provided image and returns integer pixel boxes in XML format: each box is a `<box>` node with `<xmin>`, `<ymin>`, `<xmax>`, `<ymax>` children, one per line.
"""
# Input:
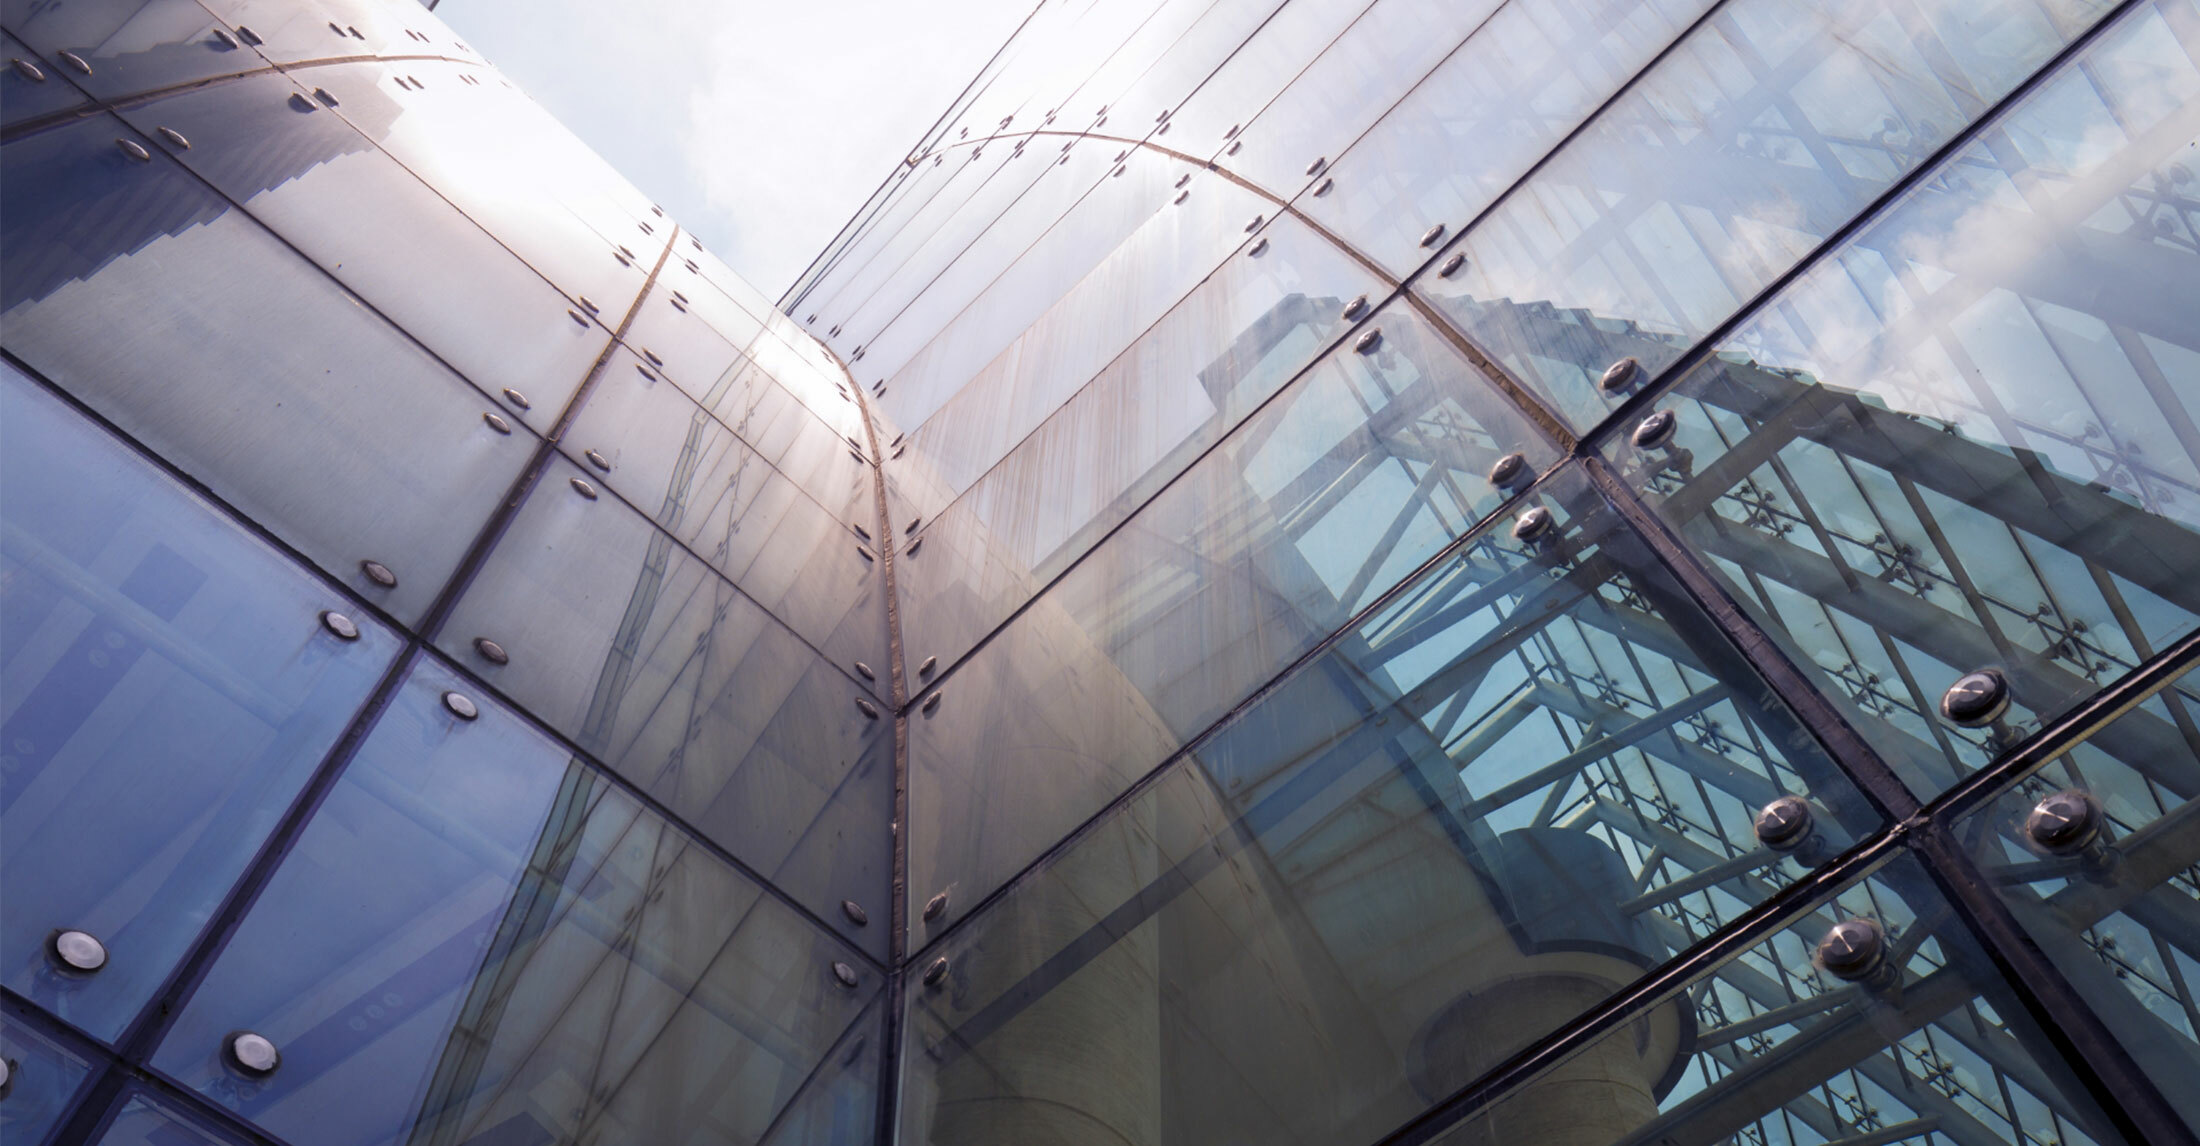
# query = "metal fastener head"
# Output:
<box><xmin>442</xmin><ymin>691</ymin><xmax>479</xmax><ymax>720</ymax></box>
<box><xmin>482</xmin><ymin>412</ymin><xmax>512</xmax><ymax>435</ymax></box>
<box><xmin>857</xmin><ymin>544</ymin><xmax>876</xmax><ymax>562</ymax></box>
<box><xmin>320</xmin><ymin>611</ymin><xmax>361</xmax><ymax>641</ymax></box>
<box><xmin>1599</xmin><ymin>357</ymin><xmax>1645</xmax><ymax>394</ymax></box>
<box><xmin>922</xmin><ymin>957</ymin><xmax>949</xmax><ymax>986</ymax></box>
<box><xmin>855</xmin><ymin>697</ymin><xmax>880</xmax><ymax>720</ymax></box>
<box><xmin>211</xmin><ymin>28</ymin><xmax>237</xmax><ymax>48</ymax></box>
<box><xmin>1631</xmin><ymin>409</ymin><xmax>1679</xmax><ymax>450</ymax></box>
<box><xmin>224</xmin><ymin>1031</ymin><xmax>281</xmax><ymax>1077</ymax></box>
<box><xmin>1174</xmin><ymin>172</ymin><xmax>1191</xmax><ymax>189</ymax></box>
<box><xmin>1248</xmin><ymin>237</ymin><xmax>1269</xmax><ymax>257</ymax></box>
<box><xmin>1816</xmin><ymin>919</ymin><xmax>1887</xmax><ymax>982</ymax></box>
<box><xmin>1305</xmin><ymin>157</ymin><xmax>1326</xmax><ymax>177</ymax></box>
<box><xmin>905</xmin><ymin>517</ymin><xmax>921</xmax><ymax>534</ymax></box>
<box><xmin>854</xmin><ymin>661</ymin><xmax>875</xmax><ymax>681</ymax></box>
<box><xmin>2026</xmin><ymin>789</ymin><xmax>2103</xmax><ymax>855</ymax></box>
<box><xmin>1354</xmin><ymin>329</ymin><xmax>1382</xmax><ymax>354</ymax></box>
<box><xmin>643</xmin><ymin>349</ymin><xmax>664</xmax><ymax>367</ymax></box>
<box><xmin>585</xmin><ymin>449</ymin><xmax>611</xmax><ymax>472</ymax></box>
<box><xmin>473</xmin><ymin>637</ymin><xmax>509</xmax><ymax>666</ymax></box>
<box><xmin>906</xmin><ymin>537</ymin><xmax>923</xmax><ymax>556</ymax></box>
<box><xmin>1511</xmin><ymin>506</ymin><xmax>1554</xmax><ymax>543</ymax></box>
<box><xmin>1172</xmin><ymin>189</ymin><xmax>1189</xmax><ymax>205</ymax></box>
<box><xmin>156</xmin><ymin>126</ymin><xmax>191</xmax><ymax>150</ymax></box>
<box><xmin>116</xmin><ymin>138</ymin><xmax>151</xmax><ymax>162</ymax></box>
<box><xmin>918</xmin><ymin>655</ymin><xmax>938</xmax><ymax>678</ymax></box>
<box><xmin>1487</xmin><ymin>452</ymin><xmax>1527</xmax><ymax>488</ymax></box>
<box><xmin>502</xmin><ymin>388</ymin><xmax>530</xmax><ymax>410</ymax></box>
<box><xmin>923</xmin><ymin>890</ymin><xmax>949</xmax><ymax>921</ymax></box>
<box><xmin>48</xmin><ymin>929</ymin><xmax>107</xmax><ymax>973</ymax></box>
<box><xmin>569</xmin><ymin>307</ymin><xmax>591</xmax><ymax>324</ymax></box>
<box><xmin>923</xmin><ymin>692</ymin><xmax>942</xmax><ymax>715</ymax></box>
<box><xmin>0</xmin><ymin>1054</ymin><xmax>12</xmax><ymax>1095</ymax></box>
<box><xmin>569</xmin><ymin>478</ymin><xmax>598</xmax><ymax>500</ymax></box>
<box><xmin>312</xmin><ymin>87</ymin><xmax>337</xmax><ymax>107</ymax></box>
<box><xmin>831</xmin><ymin>961</ymin><xmax>859</xmax><ymax>988</ymax></box>
<box><xmin>1225</xmin><ymin>123</ymin><xmax>1241</xmax><ymax>139</ymax></box>
<box><xmin>1940</xmin><ymin>669</ymin><xmax>2010</xmax><ymax>728</ymax></box>
<box><xmin>57</xmin><ymin>50</ymin><xmax>91</xmax><ymax>75</ymax></box>
<box><xmin>10</xmin><ymin>58</ymin><xmax>46</xmax><ymax>82</ymax></box>
<box><xmin>360</xmin><ymin>560</ymin><xmax>398</xmax><ymax>588</ymax></box>
<box><xmin>1419</xmin><ymin>223</ymin><xmax>1446</xmax><ymax>248</ymax></box>
<box><xmin>1342</xmin><ymin>295</ymin><xmax>1368</xmax><ymax>320</ymax></box>
<box><xmin>1752</xmin><ymin>796</ymin><xmax>1814</xmax><ymax>851</ymax></box>
<box><xmin>841</xmin><ymin>899</ymin><xmax>869</xmax><ymax>926</ymax></box>
<box><xmin>1439</xmin><ymin>253</ymin><xmax>1466</xmax><ymax>278</ymax></box>
<box><xmin>1243</xmin><ymin>214</ymin><xmax>1264</xmax><ymax>234</ymax></box>
<box><xmin>236</xmin><ymin>26</ymin><xmax>263</xmax><ymax>45</ymax></box>
<box><xmin>577</xmin><ymin>295</ymin><xmax>599</xmax><ymax>313</ymax></box>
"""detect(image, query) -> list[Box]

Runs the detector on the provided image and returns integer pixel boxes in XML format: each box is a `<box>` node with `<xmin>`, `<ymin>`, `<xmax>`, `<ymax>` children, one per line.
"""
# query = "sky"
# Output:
<box><xmin>437</xmin><ymin>0</ymin><xmax>1033</xmax><ymax>300</ymax></box>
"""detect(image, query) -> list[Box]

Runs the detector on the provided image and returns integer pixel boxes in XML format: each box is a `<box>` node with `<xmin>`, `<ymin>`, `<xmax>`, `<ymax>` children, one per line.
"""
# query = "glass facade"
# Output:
<box><xmin>2</xmin><ymin>0</ymin><xmax>2196</xmax><ymax>1144</ymax></box>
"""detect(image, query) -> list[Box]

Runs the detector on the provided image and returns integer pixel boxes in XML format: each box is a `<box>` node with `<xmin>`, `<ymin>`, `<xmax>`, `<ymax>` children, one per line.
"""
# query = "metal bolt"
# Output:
<box><xmin>1599</xmin><ymin>357</ymin><xmax>1645</xmax><ymax>394</ymax></box>
<box><xmin>1488</xmin><ymin>452</ymin><xmax>1528</xmax><ymax>488</ymax></box>
<box><xmin>1342</xmin><ymin>295</ymin><xmax>1368</xmax><ymax>320</ymax></box>
<box><xmin>643</xmin><ymin>349</ymin><xmax>664</xmax><ymax>367</ymax></box>
<box><xmin>907</xmin><ymin>538</ymin><xmax>923</xmax><ymax>556</ymax></box>
<box><xmin>320</xmin><ymin>611</ymin><xmax>361</xmax><ymax>641</ymax></box>
<box><xmin>442</xmin><ymin>692</ymin><xmax>479</xmax><ymax>721</ymax></box>
<box><xmin>919</xmin><ymin>656</ymin><xmax>938</xmax><ymax>678</ymax></box>
<box><xmin>1439</xmin><ymin>253</ymin><xmax>1466</xmax><ymax>277</ymax></box>
<box><xmin>905</xmin><ymin>517</ymin><xmax>921</xmax><ymax>535</ymax></box>
<box><xmin>1939</xmin><ymin>669</ymin><xmax>2010</xmax><ymax>728</ymax></box>
<box><xmin>855</xmin><ymin>697</ymin><xmax>880</xmax><ymax>720</ymax></box>
<box><xmin>1174</xmin><ymin>172</ymin><xmax>1191</xmax><ymax>189</ymax></box>
<box><xmin>0</xmin><ymin>1055</ymin><xmax>12</xmax><ymax>1096</ymax></box>
<box><xmin>482</xmin><ymin>412</ymin><xmax>512</xmax><ymax>435</ymax></box>
<box><xmin>1248</xmin><ymin>238</ymin><xmax>1269</xmax><ymax>257</ymax></box>
<box><xmin>1172</xmin><ymin>189</ymin><xmax>1189</xmax><ymax>205</ymax></box>
<box><xmin>288</xmin><ymin>91</ymin><xmax>317</xmax><ymax>113</ymax></box>
<box><xmin>10</xmin><ymin>57</ymin><xmax>46</xmax><ymax>82</ymax></box>
<box><xmin>1226</xmin><ymin>140</ymin><xmax>1242</xmax><ymax>156</ymax></box>
<box><xmin>569</xmin><ymin>478</ymin><xmax>598</xmax><ymax>500</ymax></box>
<box><xmin>360</xmin><ymin>560</ymin><xmax>398</xmax><ymax>588</ymax></box>
<box><xmin>116</xmin><ymin>138</ymin><xmax>151</xmax><ymax>162</ymax></box>
<box><xmin>1354</xmin><ymin>329</ymin><xmax>1382</xmax><ymax>354</ymax></box>
<box><xmin>923</xmin><ymin>890</ymin><xmax>949</xmax><ymax>921</ymax></box>
<box><xmin>841</xmin><ymin>900</ymin><xmax>869</xmax><ymax>926</ymax></box>
<box><xmin>156</xmin><ymin>126</ymin><xmax>191</xmax><ymax>150</ymax></box>
<box><xmin>585</xmin><ymin>449</ymin><xmax>611</xmax><ymax>472</ymax></box>
<box><xmin>1243</xmin><ymin>214</ymin><xmax>1264</xmax><ymax>234</ymax></box>
<box><xmin>1816</xmin><ymin>919</ymin><xmax>1887</xmax><ymax>982</ymax></box>
<box><xmin>831</xmin><ymin>961</ymin><xmax>859</xmax><ymax>988</ymax></box>
<box><xmin>1419</xmin><ymin>223</ymin><xmax>1447</xmax><ymax>248</ymax></box>
<box><xmin>48</xmin><ymin>929</ymin><xmax>107</xmax><ymax>973</ymax></box>
<box><xmin>854</xmin><ymin>662</ymin><xmax>876</xmax><ymax>681</ymax></box>
<box><xmin>1511</xmin><ymin>506</ymin><xmax>1554</xmax><ymax>543</ymax></box>
<box><xmin>922</xmin><ymin>957</ymin><xmax>949</xmax><ymax>986</ymax></box>
<box><xmin>1753</xmin><ymin>796</ymin><xmax>1814</xmax><ymax>851</ymax></box>
<box><xmin>501</xmin><ymin>388</ymin><xmax>530</xmax><ymax>410</ymax></box>
<box><xmin>577</xmin><ymin>295</ymin><xmax>600</xmax><ymax>314</ymax></box>
<box><xmin>1305</xmin><ymin>157</ymin><xmax>1326</xmax><ymax>177</ymax></box>
<box><xmin>224</xmin><ymin>1031</ymin><xmax>281</xmax><ymax>1077</ymax></box>
<box><xmin>1313</xmin><ymin>177</ymin><xmax>1333</xmax><ymax>197</ymax></box>
<box><xmin>473</xmin><ymin>638</ymin><xmax>509</xmax><ymax>666</ymax></box>
<box><xmin>1631</xmin><ymin>409</ymin><xmax>1679</xmax><ymax>450</ymax></box>
<box><xmin>212</xmin><ymin>28</ymin><xmax>237</xmax><ymax>48</ymax></box>
<box><xmin>2026</xmin><ymin>790</ymin><xmax>2103</xmax><ymax>855</ymax></box>
<box><xmin>923</xmin><ymin>692</ymin><xmax>942</xmax><ymax>715</ymax></box>
<box><xmin>569</xmin><ymin>308</ymin><xmax>590</xmax><ymax>324</ymax></box>
<box><xmin>57</xmin><ymin>50</ymin><xmax>90</xmax><ymax>75</ymax></box>
<box><xmin>236</xmin><ymin>26</ymin><xmax>263</xmax><ymax>46</ymax></box>
<box><xmin>311</xmin><ymin>87</ymin><xmax>337</xmax><ymax>107</ymax></box>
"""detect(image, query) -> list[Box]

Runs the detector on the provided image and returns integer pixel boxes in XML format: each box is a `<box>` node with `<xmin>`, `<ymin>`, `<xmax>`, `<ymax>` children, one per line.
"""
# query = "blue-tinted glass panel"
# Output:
<box><xmin>1958</xmin><ymin>661</ymin><xmax>2200</xmax><ymax>1134</ymax></box>
<box><xmin>1604</xmin><ymin>0</ymin><xmax>2200</xmax><ymax>787</ymax></box>
<box><xmin>153</xmin><ymin>658</ymin><xmax>880</xmax><ymax>1146</ymax></box>
<box><xmin>0</xmin><ymin>1012</ymin><xmax>94</xmax><ymax>1142</ymax></box>
<box><xmin>92</xmin><ymin>1085</ymin><xmax>251</xmax><ymax>1146</ymax></box>
<box><xmin>0</xmin><ymin>114</ymin><xmax>538</xmax><ymax>621</ymax></box>
<box><xmin>1424</xmin><ymin>0</ymin><xmax>2116</xmax><ymax>432</ymax></box>
<box><xmin>1</xmin><ymin>364</ymin><xmax>398</xmax><ymax>1042</ymax></box>
<box><xmin>1</xmin><ymin>33</ymin><xmax>90</xmax><ymax>127</ymax></box>
<box><xmin>1421</xmin><ymin>852</ymin><xmax>2125</xmax><ymax>1146</ymax></box>
<box><xmin>1</xmin><ymin>0</ymin><xmax>255</xmax><ymax>102</ymax></box>
<box><xmin>435</xmin><ymin>457</ymin><xmax>890</xmax><ymax>954</ymax></box>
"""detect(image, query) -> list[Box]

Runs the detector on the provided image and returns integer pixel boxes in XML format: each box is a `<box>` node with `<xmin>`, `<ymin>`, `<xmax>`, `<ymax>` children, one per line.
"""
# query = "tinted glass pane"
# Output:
<box><xmin>1957</xmin><ymin>661</ymin><xmax>2200</xmax><ymax>1134</ymax></box>
<box><xmin>92</xmin><ymin>1086</ymin><xmax>252</xmax><ymax>1146</ymax></box>
<box><xmin>436</xmin><ymin>457</ymin><xmax>890</xmax><ymax>953</ymax></box>
<box><xmin>1424</xmin><ymin>853</ymin><xmax>2125</xmax><ymax>1146</ymax></box>
<box><xmin>0</xmin><ymin>0</ymin><xmax>254</xmax><ymax>102</ymax></box>
<box><xmin>0</xmin><ymin>114</ymin><xmax>538</xmax><ymax>621</ymax></box>
<box><xmin>1</xmin><ymin>364</ymin><xmax>398</xmax><ymax>1042</ymax></box>
<box><xmin>153</xmin><ymin>659</ymin><xmax>880</xmax><ymax>1146</ymax></box>
<box><xmin>0</xmin><ymin>1013</ymin><xmax>94</xmax><ymax>1143</ymax></box>
<box><xmin>1</xmin><ymin>33</ymin><xmax>90</xmax><ymax>127</ymax></box>
<box><xmin>1423</xmin><ymin>0</ymin><xmax>2115</xmax><ymax>432</ymax></box>
<box><xmin>1603</xmin><ymin>0</ymin><xmax>2200</xmax><ymax>787</ymax></box>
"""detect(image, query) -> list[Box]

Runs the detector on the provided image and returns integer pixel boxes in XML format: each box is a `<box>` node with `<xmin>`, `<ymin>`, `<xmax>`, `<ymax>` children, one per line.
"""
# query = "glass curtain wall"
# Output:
<box><xmin>3</xmin><ymin>0</ymin><xmax>2197</xmax><ymax>1144</ymax></box>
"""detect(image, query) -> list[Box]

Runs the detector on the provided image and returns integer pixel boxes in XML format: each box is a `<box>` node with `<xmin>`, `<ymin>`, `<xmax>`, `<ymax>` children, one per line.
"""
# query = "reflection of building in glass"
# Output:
<box><xmin>3</xmin><ymin>0</ymin><xmax>2198</xmax><ymax>1144</ymax></box>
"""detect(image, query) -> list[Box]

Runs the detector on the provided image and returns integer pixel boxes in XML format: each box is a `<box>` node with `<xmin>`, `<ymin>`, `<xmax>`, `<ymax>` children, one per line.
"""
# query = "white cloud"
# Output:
<box><xmin>436</xmin><ymin>0</ymin><xmax>1027</xmax><ymax>298</ymax></box>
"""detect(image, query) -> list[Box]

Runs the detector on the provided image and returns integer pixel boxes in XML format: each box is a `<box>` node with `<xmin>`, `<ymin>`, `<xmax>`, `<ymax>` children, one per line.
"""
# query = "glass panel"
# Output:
<box><xmin>0</xmin><ymin>1013</ymin><xmax>94</xmax><ymax>1143</ymax></box>
<box><xmin>1153</xmin><ymin>0</ymin><xmax>1381</xmax><ymax>157</ymax></box>
<box><xmin>1423</xmin><ymin>852</ymin><xmax>2125</xmax><ymax>1146</ymax></box>
<box><xmin>1300</xmin><ymin>0</ymin><xmax>1716</xmax><ymax>280</ymax></box>
<box><xmin>0</xmin><ymin>363</ymin><xmax>399</xmax><ymax>1042</ymax></box>
<box><xmin>0</xmin><ymin>0</ymin><xmax>256</xmax><ymax>102</ymax></box>
<box><xmin>909</xmin><ymin>462</ymin><xmax>1877</xmax><ymax>953</ymax></box>
<box><xmin>193</xmin><ymin>0</ymin><xmax>468</xmax><ymax>66</ymax></box>
<box><xmin>436</xmin><ymin>457</ymin><xmax>890</xmax><ymax>953</ymax></box>
<box><xmin>756</xmin><ymin>1000</ymin><xmax>885</xmax><ymax>1145</ymax></box>
<box><xmin>898</xmin><ymin>504</ymin><xmax>1884</xmax><ymax>1143</ymax></box>
<box><xmin>1423</xmin><ymin>0</ymin><xmax>2116</xmax><ymax>433</ymax></box>
<box><xmin>92</xmin><ymin>1085</ymin><xmax>251</xmax><ymax>1146</ymax></box>
<box><xmin>152</xmin><ymin>658</ymin><xmax>881</xmax><ymax>1146</ymax></box>
<box><xmin>1957</xmin><ymin>662</ymin><xmax>2200</xmax><ymax>1134</ymax></box>
<box><xmin>1</xmin><ymin>33</ymin><xmax>91</xmax><ymax>127</ymax></box>
<box><xmin>0</xmin><ymin>114</ymin><xmax>538</xmax><ymax>621</ymax></box>
<box><xmin>557</xmin><ymin>348</ymin><xmax>885</xmax><ymax>664</ymax></box>
<box><xmin>1603</xmin><ymin>0</ymin><xmax>2200</xmax><ymax>786</ymax></box>
<box><xmin>112</xmin><ymin>70</ymin><xmax>614</xmax><ymax>425</ymax></box>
